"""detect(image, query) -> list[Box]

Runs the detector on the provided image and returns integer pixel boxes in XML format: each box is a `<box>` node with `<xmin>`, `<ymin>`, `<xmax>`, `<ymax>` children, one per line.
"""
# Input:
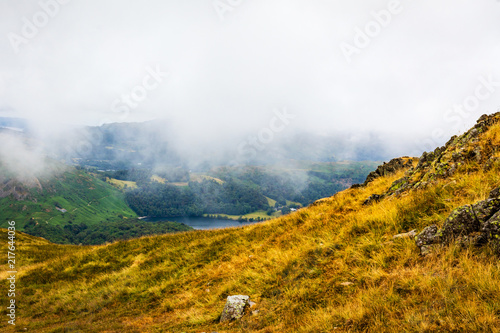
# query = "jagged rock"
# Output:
<box><xmin>481</xmin><ymin>211</ymin><xmax>500</xmax><ymax>250</ymax></box>
<box><xmin>389</xmin><ymin>177</ymin><xmax>409</xmax><ymax>193</ymax></box>
<box><xmin>416</xmin><ymin>187</ymin><xmax>500</xmax><ymax>254</ymax></box>
<box><xmin>472</xmin><ymin>198</ymin><xmax>500</xmax><ymax>222</ymax></box>
<box><xmin>440</xmin><ymin>205</ymin><xmax>479</xmax><ymax>242</ymax></box>
<box><xmin>363</xmin><ymin>194</ymin><xmax>382</xmax><ymax>206</ymax></box>
<box><xmin>363</xmin><ymin>158</ymin><xmax>410</xmax><ymax>186</ymax></box>
<box><xmin>477</xmin><ymin>114</ymin><xmax>489</xmax><ymax>123</ymax></box>
<box><xmin>380</xmin><ymin>113</ymin><xmax>500</xmax><ymax>199</ymax></box>
<box><xmin>489</xmin><ymin>187</ymin><xmax>500</xmax><ymax>199</ymax></box>
<box><xmin>220</xmin><ymin>295</ymin><xmax>250</xmax><ymax>323</ymax></box>
<box><xmin>393</xmin><ymin>229</ymin><xmax>417</xmax><ymax>239</ymax></box>
<box><xmin>415</xmin><ymin>225</ymin><xmax>439</xmax><ymax>253</ymax></box>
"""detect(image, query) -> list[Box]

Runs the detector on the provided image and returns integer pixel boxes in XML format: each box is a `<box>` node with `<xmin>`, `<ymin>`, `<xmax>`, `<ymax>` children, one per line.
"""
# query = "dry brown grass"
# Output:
<box><xmin>3</xmin><ymin>127</ymin><xmax>500</xmax><ymax>332</ymax></box>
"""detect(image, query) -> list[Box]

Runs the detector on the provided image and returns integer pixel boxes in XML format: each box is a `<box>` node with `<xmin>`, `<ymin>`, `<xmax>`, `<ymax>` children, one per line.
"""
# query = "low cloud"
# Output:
<box><xmin>0</xmin><ymin>1</ymin><xmax>499</xmax><ymax>170</ymax></box>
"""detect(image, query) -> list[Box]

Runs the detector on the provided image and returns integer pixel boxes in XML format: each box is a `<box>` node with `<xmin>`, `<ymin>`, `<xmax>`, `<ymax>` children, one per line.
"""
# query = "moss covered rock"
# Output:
<box><xmin>220</xmin><ymin>295</ymin><xmax>250</xmax><ymax>323</ymax></box>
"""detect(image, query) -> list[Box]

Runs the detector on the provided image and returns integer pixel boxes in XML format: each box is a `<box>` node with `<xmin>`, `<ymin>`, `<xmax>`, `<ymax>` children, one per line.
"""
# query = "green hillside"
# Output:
<box><xmin>0</xmin><ymin>166</ymin><xmax>137</xmax><ymax>229</ymax></box>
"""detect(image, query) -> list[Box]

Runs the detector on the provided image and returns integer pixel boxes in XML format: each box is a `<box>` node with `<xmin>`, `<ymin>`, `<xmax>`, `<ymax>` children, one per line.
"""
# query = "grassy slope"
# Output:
<box><xmin>265</xmin><ymin>196</ymin><xmax>277</xmax><ymax>207</ymax></box>
<box><xmin>3</xmin><ymin>125</ymin><xmax>500</xmax><ymax>332</ymax></box>
<box><xmin>0</xmin><ymin>169</ymin><xmax>137</xmax><ymax>229</ymax></box>
<box><xmin>106</xmin><ymin>177</ymin><xmax>138</xmax><ymax>189</ymax></box>
<box><xmin>206</xmin><ymin>210</ymin><xmax>280</xmax><ymax>220</ymax></box>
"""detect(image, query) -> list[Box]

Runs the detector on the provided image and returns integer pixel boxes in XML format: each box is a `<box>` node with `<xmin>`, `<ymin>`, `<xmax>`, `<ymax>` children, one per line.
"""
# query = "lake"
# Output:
<box><xmin>143</xmin><ymin>216</ymin><xmax>260</xmax><ymax>230</ymax></box>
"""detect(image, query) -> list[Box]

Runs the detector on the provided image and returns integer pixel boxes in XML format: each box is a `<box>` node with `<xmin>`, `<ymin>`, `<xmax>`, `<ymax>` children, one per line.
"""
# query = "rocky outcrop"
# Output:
<box><xmin>415</xmin><ymin>187</ymin><xmax>500</xmax><ymax>255</ymax></box>
<box><xmin>363</xmin><ymin>157</ymin><xmax>413</xmax><ymax>186</ymax></box>
<box><xmin>220</xmin><ymin>295</ymin><xmax>250</xmax><ymax>323</ymax></box>
<box><xmin>363</xmin><ymin>194</ymin><xmax>382</xmax><ymax>206</ymax></box>
<box><xmin>357</xmin><ymin>157</ymin><xmax>415</xmax><ymax>204</ymax></box>
<box><xmin>0</xmin><ymin>172</ymin><xmax>43</xmax><ymax>200</ymax></box>
<box><xmin>377</xmin><ymin>112</ymin><xmax>500</xmax><ymax>199</ymax></box>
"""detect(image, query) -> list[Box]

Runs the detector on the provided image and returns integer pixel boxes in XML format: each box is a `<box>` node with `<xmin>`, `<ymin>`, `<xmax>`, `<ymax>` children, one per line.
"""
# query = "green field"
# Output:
<box><xmin>205</xmin><ymin>209</ymin><xmax>280</xmax><ymax>221</ymax></box>
<box><xmin>0</xmin><ymin>168</ymin><xmax>137</xmax><ymax>229</ymax></box>
<box><xmin>107</xmin><ymin>177</ymin><xmax>138</xmax><ymax>189</ymax></box>
<box><xmin>265</xmin><ymin>196</ymin><xmax>277</xmax><ymax>207</ymax></box>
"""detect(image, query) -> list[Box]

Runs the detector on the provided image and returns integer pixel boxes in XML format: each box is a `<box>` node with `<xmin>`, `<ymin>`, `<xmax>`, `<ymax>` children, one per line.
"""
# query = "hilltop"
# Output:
<box><xmin>3</xmin><ymin>113</ymin><xmax>500</xmax><ymax>332</ymax></box>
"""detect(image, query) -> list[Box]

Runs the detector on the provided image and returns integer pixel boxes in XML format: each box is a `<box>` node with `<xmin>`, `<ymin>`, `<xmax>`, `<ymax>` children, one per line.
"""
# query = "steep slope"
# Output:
<box><xmin>3</xmin><ymin>113</ymin><xmax>500</xmax><ymax>332</ymax></box>
<box><xmin>0</xmin><ymin>162</ymin><xmax>137</xmax><ymax>230</ymax></box>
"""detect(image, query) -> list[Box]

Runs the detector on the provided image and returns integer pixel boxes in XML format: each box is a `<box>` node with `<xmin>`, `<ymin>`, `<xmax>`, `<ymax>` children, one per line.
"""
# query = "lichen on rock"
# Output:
<box><xmin>220</xmin><ymin>295</ymin><xmax>250</xmax><ymax>323</ymax></box>
<box><xmin>416</xmin><ymin>187</ymin><xmax>500</xmax><ymax>255</ymax></box>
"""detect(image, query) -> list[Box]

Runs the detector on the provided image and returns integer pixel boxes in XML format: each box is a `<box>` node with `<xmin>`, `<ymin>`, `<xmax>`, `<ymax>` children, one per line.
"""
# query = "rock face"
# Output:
<box><xmin>0</xmin><ymin>176</ymin><xmax>42</xmax><ymax>200</ymax></box>
<box><xmin>357</xmin><ymin>157</ymin><xmax>415</xmax><ymax>204</ymax></box>
<box><xmin>220</xmin><ymin>295</ymin><xmax>250</xmax><ymax>323</ymax></box>
<box><xmin>368</xmin><ymin>113</ymin><xmax>500</xmax><ymax>201</ymax></box>
<box><xmin>415</xmin><ymin>188</ymin><xmax>500</xmax><ymax>254</ymax></box>
<box><xmin>363</xmin><ymin>157</ymin><xmax>413</xmax><ymax>186</ymax></box>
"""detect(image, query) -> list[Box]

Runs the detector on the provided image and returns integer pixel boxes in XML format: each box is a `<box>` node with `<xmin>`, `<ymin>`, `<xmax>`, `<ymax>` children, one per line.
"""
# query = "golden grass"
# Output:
<box><xmin>190</xmin><ymin>174</ymin><xmax>225</xmax><ymax>184</ymax></box>
<box><xmin>150</xmin><ymin>175</ymin><xmax>167</xmax><ymax>184</ymax></box>
<box><xmin>209</xmin><ymin>210</ymin><xmax>278</xmax><ymax>220</ymax></box>
<box><xmin>106</xmin><ymin>177</ymin><xmax>138</xmax><ymax>190</ymax></box>
<box><xmin>3</xmin><ymin>127</ymin><xmax>500</xmax><ymax>332</ymax></box>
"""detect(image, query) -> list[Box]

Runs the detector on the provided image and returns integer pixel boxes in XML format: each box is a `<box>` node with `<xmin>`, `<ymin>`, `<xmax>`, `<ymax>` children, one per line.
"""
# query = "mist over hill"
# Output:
<box><xmin>1</xmin><ymin>117</ymin><xmax>409</xmax><ymax>172</ymax></box>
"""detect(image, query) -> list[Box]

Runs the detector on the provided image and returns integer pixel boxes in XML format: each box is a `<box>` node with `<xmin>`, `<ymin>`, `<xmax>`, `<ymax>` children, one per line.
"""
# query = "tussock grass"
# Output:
<box><xmin>3</xmin><ymin>139</ymin><xmax>500</xmax><ymax>331</ymax></box>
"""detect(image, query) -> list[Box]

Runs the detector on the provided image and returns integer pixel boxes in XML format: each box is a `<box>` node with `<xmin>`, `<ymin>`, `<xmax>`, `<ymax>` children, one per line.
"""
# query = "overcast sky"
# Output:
<box><xmin>0</xmin><ymin>0</ymin><xmax>499</xmax><ymax>156</ymax></box>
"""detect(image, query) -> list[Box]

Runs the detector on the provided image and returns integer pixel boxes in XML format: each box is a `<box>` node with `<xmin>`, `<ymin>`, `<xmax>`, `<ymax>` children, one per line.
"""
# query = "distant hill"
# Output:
<box><xmin>5</xmin><ymin>113</ymin><xmax>500</xmax><ymax>331</ymax></box>
<box><xmin>0</xmin><ymin>117</ymin><xmax>28</xmax><ymax>132</ymax></box>
<box><xmin>0</xmin><ymin>162</ymin><xmax>137</xmax><ymax>229</ymax></box>
<box><xmin>0</xmin><ymin>160</ymin><xmax>192</xmax><ymax>244</ymax></box>
<box><xmin>43</xmin><ymin>120</ymin><xmax>401</xmax><ymax>171</ymax></box>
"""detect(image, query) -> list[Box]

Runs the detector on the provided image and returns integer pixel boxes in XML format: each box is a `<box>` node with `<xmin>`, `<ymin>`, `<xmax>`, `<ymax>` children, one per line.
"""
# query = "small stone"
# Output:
<box><xmin>252</xmin><ymin>310</ymin><xmax>260</xmax><ymax>315</ymax></box>
<box><xmin>205</xmin><ymin>289</ymin><xmax>210</xmax><ymax>293</ymax></box>
<box><xmin>393</xmin><ymin>229</ymin><xmax>417</xmax><ymax>239</ymax></box>
<box><xmin>248</xmin><ymin>301</ymin><xmax>257</xmax><ymax>308</ymax></box>
<box><xmin>420</xmin><ymin>245</ymin><xmax>433</xmax><ymax>256</ymax></box>
<box><xmin>219</xmin><ymin>295</ymin><xmax>250</xmax><ymax>323</ymax></box>
<box><xmin>340</xmin><ymin>282</ymin><xmax>354</xmax><ymax>286</ymax></box>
